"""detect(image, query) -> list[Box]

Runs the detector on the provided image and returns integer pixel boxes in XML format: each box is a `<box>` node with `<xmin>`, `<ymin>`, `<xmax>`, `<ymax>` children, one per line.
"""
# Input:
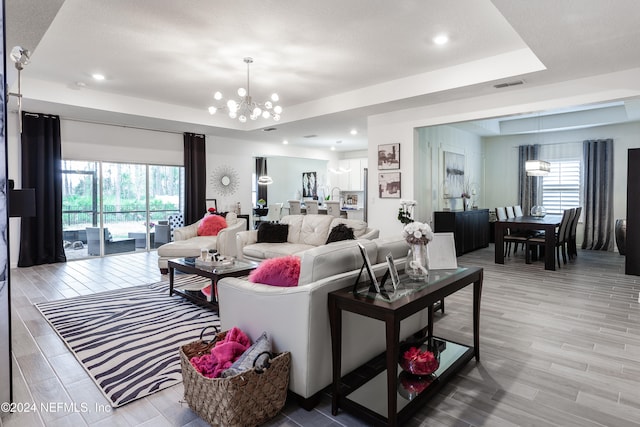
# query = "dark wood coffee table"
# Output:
<box><xmin>168</xmin><ymin>258</ymin><xmax>258</xmax><ymax>310</ymax></box>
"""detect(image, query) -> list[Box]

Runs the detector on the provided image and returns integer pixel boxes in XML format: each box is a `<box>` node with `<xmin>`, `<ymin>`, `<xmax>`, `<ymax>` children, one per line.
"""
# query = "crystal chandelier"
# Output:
<box><xmin>208</xmin><ymin>57</ymin><xmax>282</xmax><ymax>123</ymax></box>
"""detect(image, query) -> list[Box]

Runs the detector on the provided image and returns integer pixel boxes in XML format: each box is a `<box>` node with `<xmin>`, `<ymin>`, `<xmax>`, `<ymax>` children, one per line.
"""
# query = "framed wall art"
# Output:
<box><xmin>443</xmin><ymin>151</ymin><xmax>465</xmax><ymax>198</ymax></box>
<box><xmin>378</xmin><ymin>172</ymin><xmax>401</xmax><ymax>198</ymax></box>
<box><xmin>378</xmin><ymin>143</ymin><xmax>400</xmax><ymax>170</ymax></box>
<box><xmin>302</xmin><ymin>171</ymin><xmax>317</xmax><ymax>198</ymax></box>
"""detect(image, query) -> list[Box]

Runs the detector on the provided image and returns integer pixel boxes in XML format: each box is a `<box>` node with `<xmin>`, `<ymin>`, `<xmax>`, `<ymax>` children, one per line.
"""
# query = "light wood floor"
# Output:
<box><xmin>1</xmin><ymin>245</ymin><xmax>639</xmax><ymax>427</ymax></box>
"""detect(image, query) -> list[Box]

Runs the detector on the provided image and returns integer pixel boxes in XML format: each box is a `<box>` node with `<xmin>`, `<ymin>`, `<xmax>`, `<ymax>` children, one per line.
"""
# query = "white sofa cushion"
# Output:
<box><xmin>284</xmin><ymin>214</ymin><xmax>334</xmax><ymax>246</ymax></box>
<box><xmin>280</xmin><ymin>215</ymin><xmax>304</xmax><ymax>243</ymax></box>
<box><xmin>298</xmin><ymin>239</ymin><xmax>376</xmax><ymax>286</ymax></box>
<box><xmin>373</xmin><ymin>235</ymin><xmax>410</xmax><ymax>263</ymax></box>
<box><xmin>157</xmin><ymin>236</ymin><xmax>218</xmax><ymax>258</ymax></box>
<box><xmin>242</xmin><ymin>242</ymin><xmax>316</xmax><ymax>260</ymax></box>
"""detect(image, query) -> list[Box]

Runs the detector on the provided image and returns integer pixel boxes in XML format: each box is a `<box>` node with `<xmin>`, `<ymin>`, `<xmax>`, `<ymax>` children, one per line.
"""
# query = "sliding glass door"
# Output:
<box><xmin>62</xmin><ymin>160</ymin><xmax>183</xmax><ymax>259</ymax></box>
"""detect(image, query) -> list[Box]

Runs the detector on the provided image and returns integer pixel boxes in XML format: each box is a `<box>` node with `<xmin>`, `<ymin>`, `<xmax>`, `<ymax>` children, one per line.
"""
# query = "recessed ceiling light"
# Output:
<box><xmin>282</xmin><ymin>140</ymin><xmax>288</xmax><ymax>145</ymax></box>
<box><xmin>433</xmin><ymin>34</ymin><xmax>449</xmax><ymax>45</ymax></box>
<box><xmin>92</xmin><ymin>73</ymin><xmax>105</xmax><ymax>81</ymax></box>
<box><xmin>350</xmin><ymin>129</ymin><xmax>358</xmax><ymax>135</ymax></box>
<box><xmin>330</xmin><ymin>146</ymin><xmax>336</xmax><ymax>151</ymax></box>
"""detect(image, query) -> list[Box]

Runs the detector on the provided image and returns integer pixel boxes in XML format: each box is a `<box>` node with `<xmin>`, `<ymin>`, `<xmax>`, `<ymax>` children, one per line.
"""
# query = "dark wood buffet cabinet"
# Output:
<box><xmin>434</xmin><ymin>209</ymin><xmax>490</xmax><ymax>256</ymax></box>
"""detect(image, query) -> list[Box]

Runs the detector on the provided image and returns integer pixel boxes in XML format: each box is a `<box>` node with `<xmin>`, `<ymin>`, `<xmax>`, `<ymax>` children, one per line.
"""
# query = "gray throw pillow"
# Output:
<box><xmin>221</xmin><ymin>332</ymin><xmax>272</xmax><ymax>378</ymax></box>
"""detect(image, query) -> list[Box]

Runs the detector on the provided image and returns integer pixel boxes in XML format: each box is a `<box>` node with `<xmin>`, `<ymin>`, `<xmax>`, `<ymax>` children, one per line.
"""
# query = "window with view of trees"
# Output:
<box><xmin>542</xmin><ymin>159</ymin><xmax>581</xmax><ymax>214</ymax></box>
<box><xmin>62</xmin><ymin>160</ymin><xmax>184</xmax><ymax>259</ymax></box>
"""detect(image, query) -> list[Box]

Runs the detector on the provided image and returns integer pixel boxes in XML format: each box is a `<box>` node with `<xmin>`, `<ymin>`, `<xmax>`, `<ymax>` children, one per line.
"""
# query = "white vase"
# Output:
<box><xmin>406</xmin><ymin>242</ymin><xmax>429</xmax><ymax>281</ymax></box>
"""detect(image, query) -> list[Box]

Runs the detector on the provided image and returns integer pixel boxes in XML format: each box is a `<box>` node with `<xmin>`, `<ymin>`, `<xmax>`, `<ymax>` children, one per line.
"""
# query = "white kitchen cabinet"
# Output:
<box><xmin>345</xmin><ymin>209</ymin><xmax>364</xmax><ymax>220</ymax></box>
<box><xmin>335</xmin><ymin>158</ymin><xmax>367</xmax><ymax>191</ymax></box>
<box><xmin>337</xmin><ymin>159</ymin><xmax>351</xmax><ymax>189</ymax></box>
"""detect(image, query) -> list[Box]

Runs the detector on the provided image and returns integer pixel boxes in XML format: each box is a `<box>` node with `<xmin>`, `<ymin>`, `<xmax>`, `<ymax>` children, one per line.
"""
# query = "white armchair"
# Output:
<box><xmin>156</xmin><ymin>212</ymin><xmax>247</xmax><ymax>273</ymax></box>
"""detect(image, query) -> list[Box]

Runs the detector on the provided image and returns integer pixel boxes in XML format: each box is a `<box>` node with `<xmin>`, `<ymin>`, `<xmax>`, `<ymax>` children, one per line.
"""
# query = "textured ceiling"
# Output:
<box><xmin>6</xmin><ymin>0</ymin><xmax>640</xmax><ymax>150</ymax></box>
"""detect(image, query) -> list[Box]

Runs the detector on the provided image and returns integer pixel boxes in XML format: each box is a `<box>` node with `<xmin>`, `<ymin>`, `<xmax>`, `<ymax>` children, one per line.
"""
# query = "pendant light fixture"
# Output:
<box><xmin>525</xmin><ymin>160</ymin><xmax>551</xmax><ymax>176</ymax></box>
<box><xmin>208</xmin><ymin>57</ymin><xmax>282</xmax><ymax>123</ymax></box>
<box><xmin>257</xmin><ymin>157</ymin><xmax>273</xmax><ymax>185</ymax></box>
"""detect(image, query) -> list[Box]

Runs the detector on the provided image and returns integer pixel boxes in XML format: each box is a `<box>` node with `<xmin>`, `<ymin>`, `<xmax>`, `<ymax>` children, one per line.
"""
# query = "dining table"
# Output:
<box><xmin>494</xmin><ymin>214</ymin><xmax>563</xmax><ymax>270</ymax></box>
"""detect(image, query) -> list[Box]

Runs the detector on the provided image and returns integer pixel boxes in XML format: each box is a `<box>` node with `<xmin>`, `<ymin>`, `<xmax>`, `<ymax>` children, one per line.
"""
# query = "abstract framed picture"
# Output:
<box><xmin>443</xmin><ymin>151</ymin><xmax>465</xmax><ymax>198</ymax></box>
<box><xmin>378</xmin><ymin>143</ymin><xmax>400</xmax><ymax>170</ymax></box>
<box><xmin>378</xmin><ymin>172</ymin><xmax>401</xmax><ymax>198</ymax></box>
<box><xmin>302</xmin><ymin>171</ymin><xmax>317</xmax><ymax>197</ymax></box>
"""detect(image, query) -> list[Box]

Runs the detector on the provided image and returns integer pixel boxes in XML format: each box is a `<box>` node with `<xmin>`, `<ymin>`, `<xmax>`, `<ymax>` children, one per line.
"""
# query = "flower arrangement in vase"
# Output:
<box><xmin>402</xmin><ymin>221</ymin><xmax>433</xmax><ymax>281</ymax></box>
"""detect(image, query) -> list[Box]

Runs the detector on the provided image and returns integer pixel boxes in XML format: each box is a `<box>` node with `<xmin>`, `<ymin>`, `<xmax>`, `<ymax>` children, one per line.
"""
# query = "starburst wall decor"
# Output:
<box><xmin>209</xmin><ymin>166</ymin><xmax>239</xmax><ymax>196</ymax></box>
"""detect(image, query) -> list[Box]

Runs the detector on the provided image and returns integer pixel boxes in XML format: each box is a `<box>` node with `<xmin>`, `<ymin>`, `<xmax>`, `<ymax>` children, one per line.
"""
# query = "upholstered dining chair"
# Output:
<box><xmin>325</xmin><ymin>201</ymin><xmax>341</xmax><ymax>217</ymax></box>
<box><xmin>506</xmin><ymin>206</ymin><xmax>515</xmax><ymax>219</ymax></box>
<box><xmin>288</xmin><ymin>200</ymin><xmax>301</xmax><ymax>215</ymax></box>
<box><xmin>526</xmin><ymin>208</ymin><xmax>574</xmax><ymax>267</ymax></box>
<box><xmin>264</xmin><ymin>203</ymin><xmax>283</xmax><ymax>222</ymax></box>
<box><xmin>305</xmin><ymin>200</ymin><xmax>319</xmax><ymax>214</ymax></box>
<box><xmin>513</xmin><ymin>205</ymin><xmax>524</xmax><ymax>217</ymax></box>
<box><xmin>496</xmin><ymin>207</ymin><xmax>527</xmax><ymax>256</ymax></box>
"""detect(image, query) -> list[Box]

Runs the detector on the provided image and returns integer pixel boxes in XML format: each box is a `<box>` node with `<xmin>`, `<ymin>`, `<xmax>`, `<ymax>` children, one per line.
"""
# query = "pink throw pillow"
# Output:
<box><xmin>197</xmin><ymin>214</ymin><xmax>227</xmax><ymax>236</ymax></box>
<box><xmin>249</xmin><ymin>256</ymin><xmax>301</xmax><ymax>287</ymax></box>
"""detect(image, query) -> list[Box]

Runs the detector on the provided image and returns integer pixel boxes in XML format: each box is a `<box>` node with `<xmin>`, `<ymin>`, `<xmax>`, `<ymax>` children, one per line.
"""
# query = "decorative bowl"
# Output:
<box><xmin>530</xmin><ymin>206</ymin><xmax>547</xmax><ymax>217</ymax></box>
<box><xmin>397</xmin><ymin>370</ymin><xmax>435</xmax><ymax>400</ymax></box>
<box><xmin>399</xmin><ymin>344</ymin><xmax>439</xmax><ymax>376</ymax></box>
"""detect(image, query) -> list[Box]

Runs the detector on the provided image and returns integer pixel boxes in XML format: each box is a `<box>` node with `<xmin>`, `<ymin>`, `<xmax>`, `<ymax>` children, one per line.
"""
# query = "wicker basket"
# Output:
<box><xmin>180</xmin><ymin>329</ymin><xmax>291</xmax><ymax>427</ymax></box>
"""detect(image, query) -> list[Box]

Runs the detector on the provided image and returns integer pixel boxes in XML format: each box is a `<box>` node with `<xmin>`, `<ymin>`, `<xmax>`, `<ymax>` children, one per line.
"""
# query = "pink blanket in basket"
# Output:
<box><xmin>190</xmin><ymin>327</ymin><xmax>251</xmax><ymax>378</ymax></box>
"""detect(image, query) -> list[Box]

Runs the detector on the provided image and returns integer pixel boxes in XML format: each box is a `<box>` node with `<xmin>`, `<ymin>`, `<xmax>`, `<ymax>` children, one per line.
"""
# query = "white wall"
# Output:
<box><xmin>7</xmin><ymin>116</ymin><xmax>337</xmax><ymax>267</ymax></box>
<box><xmin>266</xmin><ymin>157</ymin><xmax>329</xmax><ymax>206</ymax></box>
<box><xmin>484</xmin><ymin>121</ymin><xmax>640</xmax><ymax>236</ymax></box>
<box><xmin>366</xmin><ymin>68</ymin><xmax>640</xmax><ymax>239</ymax></box>
<box><xmin>416</xmin><ymin>126</ymin><xmax>484</xmax><ymax>214</ymax></box>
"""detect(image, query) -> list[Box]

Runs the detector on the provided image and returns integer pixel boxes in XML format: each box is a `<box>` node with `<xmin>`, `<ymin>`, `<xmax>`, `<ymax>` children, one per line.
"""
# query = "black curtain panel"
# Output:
<box><xmin>18</xmin><ymin>112</ymin><xmax>66</xmax><ymax>267</ymax></box>
<box><xmin>517</xmin><ymin>144</ymin><xmax>541</xmax><ymax>215</ymax></box>
<box><xmin>256</xmin><ymin>157</ymin><xmax>268</xmax><ymax>205</ymax></box>
<box><xmin>582</xmin><ymin>139</ymin><xmax>614</xmax><ymax>250</ymax></box>
<box><xmin>183</xmin><ymin>133</ymin><xmax>206</xmax><ymax>225</ymax></box>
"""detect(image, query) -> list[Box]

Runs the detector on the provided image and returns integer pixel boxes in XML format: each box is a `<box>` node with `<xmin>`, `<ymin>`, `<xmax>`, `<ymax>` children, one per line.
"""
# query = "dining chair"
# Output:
<box><xmin>506</xmin><ymin>206</ymin><xmax>515</xmax><ymax>219</ymax></box>
<box><xmin>568</xmin><ymin>206</ymin><xmax>582</xmax><ymax>259</ymax></box>
<box><xmin>513</xmin><ymin>205</ymin><xmax>524</xmax><ymax>217</ymax></box>
<box><xmin>526</xmin><ymin>208</ymin><xmax>574</xmax><ymax>267</ymax></box>
<box><xmin>325</xmin><ymin>201</ymin><xmax>341</xmax><ymax>217</ymax></box>
<box><xmin>263</xmin><ymin>203</ymin><xmax>283</xmax><ymax>222</ymax></box>
<box><xmin>305</xmin><ymin>200</ymin><xmax>319</xmax><ymax>214</ymax></box>
<box><xmin>496</xmin><ymin>207</ymin><xmax>527</xmax><ymax>256</ymax></box>
<box><xmin>288</xmin><ymin>200</ymin><xmax>301</xmax><ymax>215</ymax></box>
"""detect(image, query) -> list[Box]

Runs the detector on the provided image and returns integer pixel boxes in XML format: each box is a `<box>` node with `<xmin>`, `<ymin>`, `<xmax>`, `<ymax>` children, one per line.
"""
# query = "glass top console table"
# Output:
<box><xmin>328</xmin><ymin>266</ymin><xmax>483</xmax><ymax>426</ymax></box>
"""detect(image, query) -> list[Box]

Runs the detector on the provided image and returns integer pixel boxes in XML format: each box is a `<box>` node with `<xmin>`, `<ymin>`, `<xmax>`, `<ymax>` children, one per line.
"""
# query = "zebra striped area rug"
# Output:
<box><xmin>36</xmin><ymin>277</ymin><xmax>219</xmax><ymax>407</ymax></box>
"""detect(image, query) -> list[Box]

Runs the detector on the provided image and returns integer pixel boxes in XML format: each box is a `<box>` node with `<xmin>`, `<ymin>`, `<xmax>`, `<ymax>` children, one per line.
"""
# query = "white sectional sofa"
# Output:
<box><xmin>217</xmin><ymin>236</ymin><xmax>427</xmax><ymax>409</ymax></box>
<box><xmin>156</xmin><ymin>212</ymin><xmax>247</xmax><ymax>273</ymax></box>
<box><xmin>235</xmin><ymin>214</ymin><xmax>379</xmax><ymax>262</ymax></box>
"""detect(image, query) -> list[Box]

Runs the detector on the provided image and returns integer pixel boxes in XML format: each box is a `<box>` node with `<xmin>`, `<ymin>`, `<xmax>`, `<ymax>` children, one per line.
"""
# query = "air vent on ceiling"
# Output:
<box><xmin>303</xmin><ymin>134</ymin><xmax>318</xmax><ymax>138</ymax></box>
<box><xmin>494</xmin><ymin>80</ymin><xmax>524</xmax><ymax>89</ymax></box>
<box><xmin>262</xmin><ymin>127</ymin><xmax>277</xmax><ymax>132</ymax></box>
